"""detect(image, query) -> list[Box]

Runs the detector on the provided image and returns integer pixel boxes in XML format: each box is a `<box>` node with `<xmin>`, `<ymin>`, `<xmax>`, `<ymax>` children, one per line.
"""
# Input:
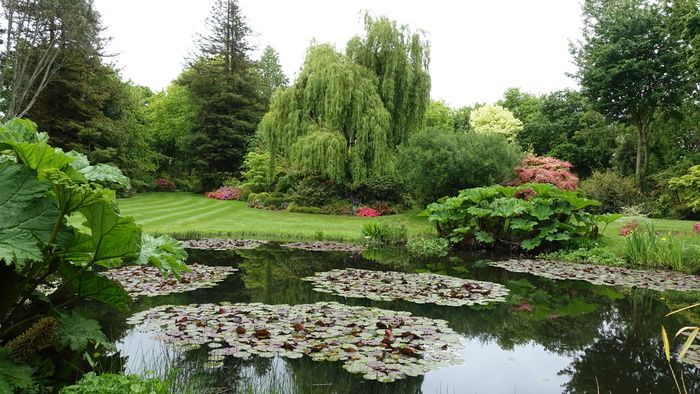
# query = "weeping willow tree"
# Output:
<box><xmin>346</xmin><ymin>14</ymin><xmax>431</xmax><ymax>146</ymax></box>
<box><xmin>257</xmin><ymin>15</ymin><xmax>430</xmax><ymax>188</ymax></box>
<box><xmin>259</xmin><ymin>44</ymin><xmax>393</xmax><ymax>186</ymax></box>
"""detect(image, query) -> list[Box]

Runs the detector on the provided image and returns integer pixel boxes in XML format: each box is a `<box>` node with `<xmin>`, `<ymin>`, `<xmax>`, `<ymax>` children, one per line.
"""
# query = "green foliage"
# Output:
<box><xmin>572</xmin><ymin>0</ymin><xmax>693</xmax><ymax>179</ymax></box>
<box><xmin>580</xmin><ymin>171</ymin><xmax>638</xmax><ymax>213</ymax></box>
<box><xmin>136</xmin><ymin>234</ymin><xmax>189</xmax><ymax>278</ymax></box>
<box><xmin>469</xmin><ymin>104</ymin><xmax>523</xmax><ymax>138</ymax></box>
<box><xmin>60</xmin><ymin>372</ymin><xmax>170</xmax><ymax>394</ymax></box>
<box><xmin>397</xmin><ymin>128</ymin><xmax>525</xmax><ymax>205</ymax></box>
<box><xmin>424</xmin><ymin>100</ymin><xmax>455</xmax><ymax>130</ymax></box>
<box><xmin>0</xmin><ymin>119</ymin><xmax>188</xmax><ymax>389</ymax></box>
<box><xmin>286</xmin><ymin>204</ymin><xmax>324</xmax><ymax>215</ymax></box>
<box><xmin>406</xmin><ymin>238</ymin><xmax>450</xmax><ymax>258</ymax></box>
<box><xmin>0</xmin><ymin>349</ymin><xmax>34</xmax><ymax>393</ymax></box>
<box><xmin>539</xmin><ymin>246</ymin><xmax>625</xmax><ymax>266</ymax></box>
<box><xmin>624</xmin><ymin>224</ymin><xmax>700</xmax><ymax>272</ymax></box>
<box><xmin>241</xmin><ymin>150</ymin><xmax>279</xmax><ymax>193</ymax></box>
<box><xmin>290</xmin><ymin>176</ymin><xmax>346</xmax><ymax>207</ymax></box>
<box><xmin>353</xmin><ymin>175</ymin><xmax>407</xmax><ymax>204</ymax></box>
<box><xmin>668</xmin><ymin>165</ymin><xmax>700</xmax><ymax>213</ymax></box>
<box><xmin>57</xmin><ymin>312</ymin><xmax>112</xmax><ymax>353</ymax></box>
<box><xmin>423</xmin><ymin>183</ymin><xmax>601</xmax><ymax>251</ymax></box>
<box><xmin>361</xmin><ymin>222</ymin><xmax>408</xmax><ymax>245</ymax></box>
<box><xmin>289</xmin><ymin>130</ymin><xmax>347</xmax><ymax>183</ymax></box>
<box><xmin>256</xmin><ymin>46</ymin><xmax>288</xmax><ymax>103</ymax></box>
<box><xmin>346</xmin><ymin>13</ymin><xmax>431</xmax><ymax>146</ymax></box>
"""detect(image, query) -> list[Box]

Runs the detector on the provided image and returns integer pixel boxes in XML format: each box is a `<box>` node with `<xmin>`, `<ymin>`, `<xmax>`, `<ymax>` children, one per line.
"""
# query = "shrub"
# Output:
<box><xmin>247</xmin><ymin>192</ymin><xmax>290</xmax><ymax>210</ymax></box>
<box><xmin>694</xmin><ymin>223</ymin><xmax>700</xmax><ymax>234</ymax></box>
<box><xmin>422</xmin><ymin>183</ymin><xmax>601</xmax><ymax>251</ymax></box>
<box><xmin>515</xmin><ymin>156</ymin><xmax>579</xmax><ymax>190</ymax></box>
<box><xmin>154</xmin><ymin>178</ymin><xmax>177</xmax><ymax>192</ymax></box>
<box><xmin>580</xmin><ymin>171</ymin><xmax>638</xmax><ymax>213</ymax></box>
<box><xmin>619</xmin><ymin>221</ymin><xmax>641</xmax><ymax>237</ymax></box>
<box><xmin>60</xmin><ymin>372</ymin><xmax>170</xmax><ymax>394</ymax></box>
<box><xmin>406</xmin><ymin>238</ymin><xmax>450</xmax><ymax>258</ymax></box>
<box><xmin>291</xmin><ymin>176</ymin><xmax>345</xmax><ymax>207</ymax></box>
<box><xmin>287</xmin><ymin>204</ymin><xmax>324</xmax><ymax>214</ymax></box>
<box><xmin>356</xmin><ymin>207</ymin><xmax>381</xmax><ymax>217</ymax></box>
<box><xmin>321</xmin><ymin>200</ymin><xmax>354</xmax><ymax>216</ymax></box>
<box><xmin>206</xmin><ymin>186</ymin><xmax>242</xmax><ymax>200</ymax></box>
<box><xmin>361</xmin><ymin>222</ymin><xmax>408</xmax><ymax>245</ymax></box>
<box><xmin>540</xmin><ymin>246</ymin><xmax>625</xmax><ymax>266</ymax></box>
<box><xmin>369</xmin><ymin>201</ymin><xmax>398</xmax><ymax>216</ymax></box>
<box><xmin>353</xmin><ymin>175</ymin><xmax>406</xmax><ymax>204</ymax></box>
<box><xmin>241</xmin><ymin>150</ymin><xmax>279</xmax><ymax>193</ymax></box>
<box><xmin>668</xmin><ymin>165</ymin><xmax>700</xmax><ymax>213</ymax></box>
<box><xmin>397</xmin><ymin>128</ymin><xmax>525</xmax><ymax>205</ymax></box>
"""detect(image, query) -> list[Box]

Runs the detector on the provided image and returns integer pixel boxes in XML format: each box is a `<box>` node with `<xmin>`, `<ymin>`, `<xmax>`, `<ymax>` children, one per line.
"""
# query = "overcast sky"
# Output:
<box><xmin>94</xmin><ymin>0</ymin><xmax>583</xmax><ymax>108</ymax></box>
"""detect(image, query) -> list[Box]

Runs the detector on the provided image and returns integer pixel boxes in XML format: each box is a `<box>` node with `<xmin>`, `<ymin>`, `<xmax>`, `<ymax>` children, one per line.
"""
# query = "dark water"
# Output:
<box><xmin>103</xmin><ymin>244</ymin><xmax>700</xmax><ymax>393</ymax></box>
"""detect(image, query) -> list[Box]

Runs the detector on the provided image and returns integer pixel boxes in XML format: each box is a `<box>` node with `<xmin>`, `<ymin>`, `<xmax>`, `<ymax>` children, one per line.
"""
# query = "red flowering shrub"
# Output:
<box><xmin>620</xmin><ymin>221</ymin><xmax>640</xmax><ymax>237</ymax></box>
<box><xmin>694</xmin><ymin>223</ymin><xmax>700</xmax><ymax>234</ymax></box>
<box><xmin>356</xmin><ymin>207</ymin><xmax>381</xmax><ymax>217</ymax></box>
<box><xmin>515</xmin><ymin>156</ymin><xmax>579</xmax><ymax>190</ymax></box>
<box><xmin>206</xmin><ymin>186</ymin><xmax>242</xmax><ymax>200</ymax></box>
<box><xmin>154</xmin><ymin>178</ymin><xmax>177</xmax><ymax>192</ymax></box>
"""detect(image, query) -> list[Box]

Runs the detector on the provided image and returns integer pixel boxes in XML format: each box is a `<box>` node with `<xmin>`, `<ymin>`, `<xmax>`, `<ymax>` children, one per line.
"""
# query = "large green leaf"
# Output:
<box><xmin>65</xmin><ymin>151</ymin><xmax>130</xmax><ymax>188</ymax></box>
<box><xmin>57</xmin><ymin>311</ymin><xmax>114</xmax><ymax>352</ymax></box>
<box><xmin>0</xmin><ymin>142</ymin><xmax>74</xmax><ymax>175</ymax></box>
<box><xmin>0</xmin><ymin>163</ymin><xmax>62</xmax><ymax>268</ymax></box>
<box><xmin>0</xmin><ymin>118</ymin><xmax>47</xmax><ymax>144</ymax></box>
<box><xmin>80</xmin><ymin>200</ymin><xmax>141</xmax><ymax>264</ymax></box>
<box><xmin>0</xmin><ymin>349</ymin><xmax>34</xmax><ymax>393</ymax></box>
<box><xmin>58</xmin><ymin>263</ymin><xmax>131</xmax><ymax>310</ymax></box>
<box><xmin>136</xmin><ymin>234</ymin><xmax>189</xmax><ymax>278</ymax></box>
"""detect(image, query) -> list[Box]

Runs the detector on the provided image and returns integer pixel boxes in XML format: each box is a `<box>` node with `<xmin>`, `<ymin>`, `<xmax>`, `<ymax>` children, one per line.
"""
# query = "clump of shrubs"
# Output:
<box><xmin>247</xmin><ymin>192</ymin><xmax>291</xmax><ymax>210</ymax></box>
<box><xmin>206</xmin><ymin>186</ymin><xmax>242</xmax><ymax>200</ymax></box>
<box><xmin>356</xmin><ymin>207</ymin><xmax>381</xmax><ymax>217</ymax></box>
<box><xmin>361</xmin><ymin>222</ymin><xmax>408</xmax><ymax>245</ymax></box>
<box><xmin>580</xmin><ymin>171</ymin><xmax>638</xmax><ymax>214</ymax></box>
<box><xmin>154</xmin><ymin>178</ymin><xmax>177</xmax><ymax>192</ymax></box>
<box><xmin>515</xmin><ymin>156</ymin><xmax>579</xmax><ymax>190</ymax></box>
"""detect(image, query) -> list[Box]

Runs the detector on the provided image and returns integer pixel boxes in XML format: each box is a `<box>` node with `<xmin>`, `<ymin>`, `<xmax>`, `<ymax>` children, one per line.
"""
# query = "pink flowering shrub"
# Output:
<box><xmin>206</xmin><ymin>186</ymin><xmax>242</xmax><ymax>200</ymax></box>
<box><xmin>515</xmin><ymin>156</ymin><xmax>579</xmax><ymax>190</ymax></box>
<box><xmin>620</xmin><ymin>221</ymin><xmax>640</xmax><ymax>237</ymax></box>
<box><xmin>154</xmin><ymin>178</ymin><xmax>177</xmax><ymax>192</ymax></box>
<box><xmin>694</xmin><ymin>223</ymin><xmax>700</xmax><ymax>234</ymax></box>
<box><xmin>356</xmin><ymin>207</ymin><xmax>381</xmax><ymax>217</ymax></box>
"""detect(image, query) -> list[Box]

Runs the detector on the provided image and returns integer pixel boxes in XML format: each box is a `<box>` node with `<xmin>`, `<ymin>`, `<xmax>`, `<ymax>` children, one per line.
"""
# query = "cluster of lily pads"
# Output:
<box><xmin>302</xmin><ymin>268</ymin><xmax>509</xmax><ymax>307</ymax></box>
<box><xmin>104</xmin><ymin>264</ymin><xmax>237</xmax><ymax>299</ymax></box>
<box><xmin>280</xmin><ymin>241</ymin><xmax>365</xmax><ymax>253</ymax></box>
<box><xmin>181</xmin><ymin>238</ymin><xmax>268</xmax><ymax>250</ymax></box>
<box><xmin>490</xmin><ymin>259</ymin><xmax>700</xmax><ymax>292</ymax></box>
<box><xmin>126</xmin><ymin>301</ymin><xmax>462</xmax><ymax>382</ymax></box>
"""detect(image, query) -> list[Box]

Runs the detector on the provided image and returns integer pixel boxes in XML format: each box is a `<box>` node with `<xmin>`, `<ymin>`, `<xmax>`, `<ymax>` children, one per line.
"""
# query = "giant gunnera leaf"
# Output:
<box><xmin>0</xmin><ymin>162</ymin><xmax>61</xmax><ymax>268</ymax></box>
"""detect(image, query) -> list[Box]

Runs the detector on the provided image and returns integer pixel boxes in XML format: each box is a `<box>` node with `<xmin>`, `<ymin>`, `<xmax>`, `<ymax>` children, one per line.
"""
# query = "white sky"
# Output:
<box><xmin>94</xmin><ymin>0</ymin><xmax>583</xmax><ymax>108</ymax></box>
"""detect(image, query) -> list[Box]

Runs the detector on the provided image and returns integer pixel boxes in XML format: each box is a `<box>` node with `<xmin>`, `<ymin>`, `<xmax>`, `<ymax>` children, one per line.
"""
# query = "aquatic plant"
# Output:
<box><xmin>181</xmin><ymin>238</ymin><xmax>268</xmax><ymax>250</ymax></box>
<box><xmin>127</xmin><ymin>302</ymin><xmax>462</xmax><ymax>383</ymax></box>
<box><xmin>303</xmin><ymin>268</ymin><xmax>509</xmax><ymax>306</ymax></box>
<box><xmin>280</xmin><ymin>242</ymin><xmax>364</xmax><ymax>253</ymax></box>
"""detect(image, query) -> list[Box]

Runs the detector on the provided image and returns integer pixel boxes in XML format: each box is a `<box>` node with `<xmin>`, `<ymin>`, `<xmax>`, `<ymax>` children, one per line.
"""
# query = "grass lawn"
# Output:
<box><xmin>117</xmin><ymin>192</ymin><xmax>434</xmax><ymax>242</ymax></box>
<box><xmin>599</xmin><ymin>216</ymin><xmax>699</xmax><ymax>253</ymax></box>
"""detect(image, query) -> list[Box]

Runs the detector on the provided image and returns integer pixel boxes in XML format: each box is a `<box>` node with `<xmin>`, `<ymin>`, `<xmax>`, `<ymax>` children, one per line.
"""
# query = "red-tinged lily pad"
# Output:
<box><xmin>125</xmin><ymin>302</ymin><xmax>463</xmax><ymax>382</ymax></box>
<box><xmin>490</xmin><ymin>259</ymin><xmax>700</xmax><ymax>292</ymax></box>
<box><xmin>181</xmin><ymin>238</ymin><xmax>268</xmax><ymax>250</ymax></box>
<box><xmin>302</xmin><ymin>268</ymin><xmax>509</xmax><ymax>307</ymax></box>
<box><xmin>280</xmin><ymin>242</ymin><xmax>365</xmax><ymax>253</ymax></box>
<box><xmin>103</xmin><ymin>264</ymin><xmax>236</xmax><ymax>299</ymax></box>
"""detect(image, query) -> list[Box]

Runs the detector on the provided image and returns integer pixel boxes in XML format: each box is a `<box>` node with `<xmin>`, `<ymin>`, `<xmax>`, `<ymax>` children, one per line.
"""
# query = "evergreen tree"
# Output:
<box><xmin>256</xmin><ymin>45</ymin><xmax>288</xmax><ymax>103</ymax></box>
<box><xmin>183</xmin><ymin>0</ymin><xmax>265</xmax><ymax>188</ymax></box>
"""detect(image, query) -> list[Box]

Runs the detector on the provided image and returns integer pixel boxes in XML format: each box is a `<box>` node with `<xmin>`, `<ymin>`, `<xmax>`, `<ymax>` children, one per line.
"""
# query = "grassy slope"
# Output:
<box><xmin>118</xmin><ymin>192</ymin><xmax>434</xmax><ymax>242</ymax></box>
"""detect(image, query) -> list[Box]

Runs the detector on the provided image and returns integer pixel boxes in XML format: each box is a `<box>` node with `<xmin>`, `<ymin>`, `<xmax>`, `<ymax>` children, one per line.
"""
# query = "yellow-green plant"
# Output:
<box><xmin>661</xmin><ymin>302</ymin><xmax>700</xmax><ymax>394</ymax></box>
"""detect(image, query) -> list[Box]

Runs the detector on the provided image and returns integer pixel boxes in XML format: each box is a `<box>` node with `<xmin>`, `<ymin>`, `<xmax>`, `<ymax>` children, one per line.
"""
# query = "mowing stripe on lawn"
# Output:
<box><xmin>136</xmin><ymin>201</ymin><xmax>235</xmax><ymax>226</ymax></box>
<box><xmin>123</xmin><ymin>198</ymin><xmax>216</xmax><ymax>217</ymax></box>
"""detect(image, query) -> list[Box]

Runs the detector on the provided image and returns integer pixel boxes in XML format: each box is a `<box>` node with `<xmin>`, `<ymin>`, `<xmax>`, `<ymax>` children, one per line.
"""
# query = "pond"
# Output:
<box><xmin>102</xmin><ymin>244</ymin><xmax>700</xmax><ymax>393</ymax></box>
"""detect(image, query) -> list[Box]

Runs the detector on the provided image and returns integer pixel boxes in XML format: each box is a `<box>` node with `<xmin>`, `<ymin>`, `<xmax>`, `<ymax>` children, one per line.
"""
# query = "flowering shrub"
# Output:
<box><xmin>356</xmin><ymin>207</ymin><xmax>381</xmax><ymax>217</ymax></box>
<box><xmin>619</xmin><ymin>221</ymin><xmax>641</xmax><ymax>237</ymax></box>
<box><xmin>154</xmin><ymin>178</ymin><xmax>177</xmax><ymax>192</ymax></box>
<box><xmin>694</xmin><ymin>223</ymin><xmax>700</xmax><ymax>234</ymax></box>
<box><xmin>206</xmin><ymin>186</ymin><xmax>242</xmax><ymax>200</ymax></box>
<box><xmin>369</xmin><ymin>201</ymin><xmax>395</xmax><ymax>215</ymax></box>
<box><xmin>515</xmin><ymin>156</ymin><xmax>579</xmax><ymax>190</ymax></box>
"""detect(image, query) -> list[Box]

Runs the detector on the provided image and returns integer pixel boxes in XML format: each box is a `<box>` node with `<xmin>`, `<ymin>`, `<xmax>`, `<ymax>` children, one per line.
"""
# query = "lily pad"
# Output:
<box><xmin>490</xmin><ymin>259</ymin><xmax>700</xmax><ymax>292</ymax></box>
<box><xmin>127</xmin><ymin>302</ymin><xmax>463</xmax><ymax>382</ymax></box>
<box><xmin>181</xmin><ymin>238</ymin><xmax>268</xmax><ymax>250</ymax></box>
<box><xmin>103</xmin><ymin>264</ymin><xmax>236</xmax><ymax>299</ymax></box>
<box><xmin>302</xmin><ymin>268</ymin><xmax>509</xmax><ymax>307</ymax></box>
<box><xmin>280</xmin><ymin>242</ymin><xmax>365</xmax><ymax>253</ymax></box>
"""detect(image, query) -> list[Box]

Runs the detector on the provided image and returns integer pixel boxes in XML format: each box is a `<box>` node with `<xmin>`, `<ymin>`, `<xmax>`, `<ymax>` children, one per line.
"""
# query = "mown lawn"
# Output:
<box><xmin>117</xmin><ymin>192</ymin><xmax>434</xmax><ymax>242</ymax></box>
<box><xmin>117</xmin><ymin>192</ymin><xmax>698</xmax><ymax>246</ymax></box>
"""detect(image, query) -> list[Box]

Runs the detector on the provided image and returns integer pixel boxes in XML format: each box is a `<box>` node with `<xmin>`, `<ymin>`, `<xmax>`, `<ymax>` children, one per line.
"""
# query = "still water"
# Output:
<box><xmin>105</xmin><ymin>245</ymin><xmax>700</xmax><ymax>393</ymax></box>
